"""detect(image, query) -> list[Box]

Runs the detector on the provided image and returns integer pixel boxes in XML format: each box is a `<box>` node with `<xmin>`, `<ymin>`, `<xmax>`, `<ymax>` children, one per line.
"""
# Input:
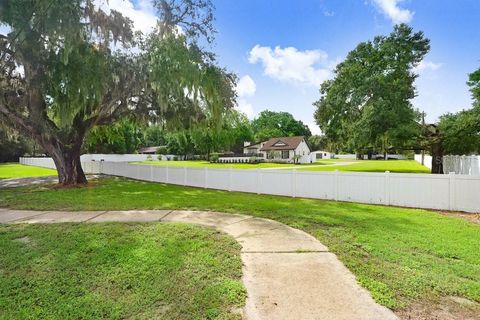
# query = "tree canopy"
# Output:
<box><xmin>314</xmin><ymin>24</ymin><xmax>429</xmax><ymax>158</ymax></box>
<box><xmin>0</xmin><ymin>0</ymin><xmax>234</xmax><ymax>184</ymax></box>
<box><xmin>252</xmin><ymin>110</ymin><xmax>311</xmax><ymax>142</ymax></box>
<box><xmin>437</xmin><ymin>67</ymin><xmax>480</xmax><ymax>155</ymax></box>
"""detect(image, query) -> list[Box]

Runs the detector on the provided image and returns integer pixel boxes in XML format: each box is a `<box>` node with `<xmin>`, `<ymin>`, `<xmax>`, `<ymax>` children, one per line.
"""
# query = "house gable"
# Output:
<box><xmin>260</xmin><ymin>136</ymin><xmax>306</xmax><ymax>152</ymax></box>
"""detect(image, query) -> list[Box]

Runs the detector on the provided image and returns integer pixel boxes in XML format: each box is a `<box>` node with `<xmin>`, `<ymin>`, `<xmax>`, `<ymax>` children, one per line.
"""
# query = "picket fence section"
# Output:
<box><xmin>19</xmin><ymin>158</ymin><xmax>480</xmax><ymax>213</ymax></box>
<box><xmin>443</xmin><ymin>155</ymin><xmax>480</xmax><ymax>176</ymax></box>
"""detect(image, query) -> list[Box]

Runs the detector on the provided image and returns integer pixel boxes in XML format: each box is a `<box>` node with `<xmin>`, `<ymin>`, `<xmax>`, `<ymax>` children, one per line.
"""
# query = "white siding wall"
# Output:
<box><xmin>295</xmin><ymin>140</ymin><xmax>311</xmax><ymax>163</ymax></box>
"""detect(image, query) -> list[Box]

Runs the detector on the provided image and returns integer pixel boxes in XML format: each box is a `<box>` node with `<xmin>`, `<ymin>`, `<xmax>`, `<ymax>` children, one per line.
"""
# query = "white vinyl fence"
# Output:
<box><xmin>20</xmin><ymin>157</ymin><xmax>101</xmax><ymax>174</ymax></box>
<box><xmin>414</xmin><ymin>154</ymin><xmax>433</xmax><ymax>170</ymax></box>
<box><xmin>414</xmin><ymin>154</ymin><xmax>480</xmax><ymax>175</ymax></box>
<box><xmin>443</xmin><ymin>155</ymin><xmax>480</xmax><ymax>176</ymax></box>
<box><xmin>19</xmin><ymin>158</ymin><xmax>480</xmax><ymax>213</ymax></box>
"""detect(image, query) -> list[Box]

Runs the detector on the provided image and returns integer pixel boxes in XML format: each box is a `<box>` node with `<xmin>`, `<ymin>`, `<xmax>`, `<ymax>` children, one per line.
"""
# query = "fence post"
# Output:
<box><xmin>292</xmin><ymin>169</ymin><xmax>297</xmax><ymax>198</ymax></box>
<box><xmin>448</xmin><ymin>172</ymin><xmax>456</xmax><ymax>211</ymax></box>
<box><xmin>204</xmin><ymin>167</ymin><xmax>208</xmax><ymax>189</ymax></box>
<box><xmin>334</xmin><ymin>170</ymin><xmax>339</xmax><ymax>201</ymax></box>
<box><xmin>184</xmin><ymin>166</ymin><xmax>187</xmax><ymax>186</ymax></box>
<box><xmin>384</xmin><ymin>171</ymin><xmax>390</xmax><ymax>205</ymax></box>
<box><xmin>256</xmin><ymin>168</ymin><xmax>261</xmax><ymax>194</ymax></box>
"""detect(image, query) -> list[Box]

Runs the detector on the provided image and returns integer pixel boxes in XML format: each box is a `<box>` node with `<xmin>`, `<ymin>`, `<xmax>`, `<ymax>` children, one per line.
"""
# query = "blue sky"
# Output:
<box><xmin>210</xmin><ymin>0</ymin><xmax>480</xmax><ymax>133</ymax></box>
<box><xmin>3</xmin><ymin>0</ymin><xmax>479</xmax><ymax>134</ymax></box>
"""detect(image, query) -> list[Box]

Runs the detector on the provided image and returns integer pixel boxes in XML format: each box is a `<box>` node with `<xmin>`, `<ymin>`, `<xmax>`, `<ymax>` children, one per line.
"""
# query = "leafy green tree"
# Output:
<box><xmin>166</xmin><ymin>131</ymin><xmax>194</xmax><ymax>159</ymax></box>
<box><xmin>0</xmin><ymin>0</ymin><xmax>233</xmax><ymax>185</ymax></box>
<box><xmin>252</xmin><ymin>110</ymin><xmax>311</xmax><ymax>142</ymax></box>
<box><xmin>437</xmin><ymin>67</ymin><xmax>480</xmax><ymax>156</ymax></box>
<box><xmin>308</xmin><ymin>135</ymin><xmax>330</xmax><ymax>151</ymax></box>
<box><xmin>143</xmin><ymin>125</ymin><xmax>166</xmax><ymax>147</ymax></box>
<box><xmin>227</xmin><ymin>111</ymin><xmax>254</xmax><ymax>153</ymax></box>
<box><xmin>0</xmin><ymin>126</ymin><xmax>32</xmax><ymax>162</ymax></box>
<box><xmin>85</xmin><ymin>119</ymin><xmax>144</xmax><ymax>154</ymax></box>
<box><xmin>314</xmin><ymin>24</ymin><xmax>429</xmax><ymax>159</ymax></box>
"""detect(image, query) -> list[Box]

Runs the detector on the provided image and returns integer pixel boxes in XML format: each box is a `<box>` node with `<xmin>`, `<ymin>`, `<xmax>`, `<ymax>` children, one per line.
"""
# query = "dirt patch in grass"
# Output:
<box><xmin>435</xmin><ymin>211</ymin><xmax>480</xmax><ymax>224</ymax></box>
<box><xmin>396</xmin><ymin>296</ymin><xmax>480</xmax><ymax>320</ymax></box>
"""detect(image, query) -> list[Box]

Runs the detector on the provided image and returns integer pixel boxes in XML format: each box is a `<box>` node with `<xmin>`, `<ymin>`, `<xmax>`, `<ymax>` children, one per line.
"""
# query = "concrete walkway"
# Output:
<box><xmin>0</xmin><ymin>209</ymin><xmax>397</xmax><ymax>320</ymax></box>
<box><xmin>0</xmin><ymin>176</ymin><xmax>58</xmax><ymax>188</ymax></box>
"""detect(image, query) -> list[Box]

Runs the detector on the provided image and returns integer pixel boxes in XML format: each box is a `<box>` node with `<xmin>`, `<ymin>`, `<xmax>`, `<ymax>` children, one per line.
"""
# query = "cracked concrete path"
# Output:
<box><xmin>0</xmin><ymin>176</ymin><xmax>58</xmax><ymax>188</ymax></box>
<box><xmin>0</xmin><ymin>209</ymin><xmax>397</xmax><ymax>320</ymax></box>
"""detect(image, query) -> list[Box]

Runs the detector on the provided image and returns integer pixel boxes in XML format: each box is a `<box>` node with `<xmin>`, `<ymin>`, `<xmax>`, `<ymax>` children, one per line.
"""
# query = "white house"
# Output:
<box><xmin>247</xmin><ymin>136</ymin><xmax>311</xmax><ymax>163</ymax></box>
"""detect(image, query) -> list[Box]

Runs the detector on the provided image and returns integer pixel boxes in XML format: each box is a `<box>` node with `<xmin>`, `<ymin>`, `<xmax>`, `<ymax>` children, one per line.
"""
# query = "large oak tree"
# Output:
<box><xmin>314</xmin><ymin>24</ymin><xmax>429</xmax><ymax>159</ymax></box>
<box><xmin>0</xmin><ymin>0</ymin><xmax>234</xmax><ymax>185</ymax></box>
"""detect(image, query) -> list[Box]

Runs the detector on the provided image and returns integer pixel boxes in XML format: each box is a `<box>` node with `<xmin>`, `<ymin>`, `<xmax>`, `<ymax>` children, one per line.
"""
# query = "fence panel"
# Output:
<box><xmin>337</xmin><ymin>173</ymin><xmax>386</xmax><ymax>205</ymax></box>
<box><xmin>389</xmin><ymin>174</ymin><xmax>449</xmax><ymax>210</ymax></box>
<box><xmin>151</xmin><ymin>166</ymin><xmax>167</xmax><ymax>183</ymax></box>
<box><xmin>259</xmin><ymin>170</ymin><xmax>294</xmax><ymax>197</ymax></box>
<box><xmin>454</xmin><ymin>176</ymin><xmax>480</xmax><ymax>212</ymax></box>
<box><xmin>185</xmin><ymin>168</ymin><xmax>205</xmax><ymax>188</ymax></box>
<box><xmin>443</xmin><ymin>155</ymin><xmax>480</xmax><ymax>175</ymax></box>
<box><xmin>207</xmin><ymin>168</ymin><xmax>231</xmax><ymax>190</ymax></box>
<box><xmin>296</xmin><ymin>172</ymin><xmax>336</xmax><ymax>200</ymax></box>
<box><xmin>230</xmin><ymin>170</ymin><xmax>259</xmax><ymax>193</ymax></box>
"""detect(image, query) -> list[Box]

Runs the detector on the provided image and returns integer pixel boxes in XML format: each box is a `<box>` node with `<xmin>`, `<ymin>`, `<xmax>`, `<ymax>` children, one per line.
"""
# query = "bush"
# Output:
<box><xmin>146</xmin><ymin>155</ymin><xmax>153</xmax><ymax>161</ymax></box>
<box><xmin>210</xmin><ymin>153</ymin><xmax>220</xmax><ymax>163</ymax></box>
<box><xmin>156</xmin><ymin>146</ymin><xmax>168</xmax><ymax>155</ymax></box>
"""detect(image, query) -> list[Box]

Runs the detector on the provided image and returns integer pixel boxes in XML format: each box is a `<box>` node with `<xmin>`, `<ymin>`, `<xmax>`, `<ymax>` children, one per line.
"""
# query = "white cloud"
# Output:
<box><xmin>372</xmin><ymin>0</ymin><xmax>414</xmax><ymax>24</ymax></box>
<box><xmin>94</xmin><ymin>0</ymin><xmax>157</xmax><ymax>34</ymax></box>
<box><xmin>248</xmin><ymin>45</ymin><xmax>333</xmax><ymax>87</ymax></box>
<box><xmin>236</xmin><ymin>75</ymin><xmax>256</xmax><ymax>97</ymax></box>
<box><xmin>323</xmin><ymin>10</ymin><xmax>335</xmax><ymax>17</ymax></box>
<box><xmin>237</xmin><ymin>99</ymin><xmax>255</xmax><ymax>119</ymax></box>
<box><xmin>306</xmin><ymin>121</ymin><xmax>322</xmax><ymax>135</ymax></box>
<box><xmin>413</xmin><ymin>60</ymin><xmax>442</xmax><ymax>74</ymax></box>
<box><xmin>235</xmin><ymin>75</ymin><xmax>256</xmax><ymax>119</ymax></box>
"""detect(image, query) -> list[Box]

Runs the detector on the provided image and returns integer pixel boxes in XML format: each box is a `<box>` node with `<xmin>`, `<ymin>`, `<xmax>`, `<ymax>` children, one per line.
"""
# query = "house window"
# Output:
<box><xmin>282</xmin><ymin>150</ymin><xmax>289</xmax><ymax>159</ymax></box>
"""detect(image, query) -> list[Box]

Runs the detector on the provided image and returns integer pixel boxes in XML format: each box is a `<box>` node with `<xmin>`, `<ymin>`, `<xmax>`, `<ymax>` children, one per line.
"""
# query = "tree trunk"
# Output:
<box><xmin>37</xmin><ymin>132</ymin><xmax>88</xmax><ymax>186</ymax></box>
<box><xmin>49</xmin><ymin>144</ymin><xmax>87</xmax><ymax>185</ymax></box>
<box><xmin>430</xmin><ymin>142</ymin><xmax>444</xmax><ymax>174</ymax></box>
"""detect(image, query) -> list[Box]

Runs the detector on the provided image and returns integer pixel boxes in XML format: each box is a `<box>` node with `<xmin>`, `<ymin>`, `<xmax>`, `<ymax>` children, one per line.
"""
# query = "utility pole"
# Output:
<box><xmin>421</xmin><ymin>111</ymin><xmax>426</xmax><ymax>165</ymax></box>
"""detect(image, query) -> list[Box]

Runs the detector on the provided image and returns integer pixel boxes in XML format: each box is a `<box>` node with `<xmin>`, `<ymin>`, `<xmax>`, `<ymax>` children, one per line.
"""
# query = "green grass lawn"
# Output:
<box><xmin>133</xmin><ymin>160</ymin><xmax>296</xmax><ymax>169</ymax></box>
<box><xmin>1</xmin><ymin>177</ymin><xmax>478</xmax><ymax>316</ymax></box>
<box><xmin>307</xmin><ymin>159</ymin><xmax>431</xmax><ymax>173</ymax></box>
<box><xmin>0</xmin><ymin>163</ymin><xmax>57</xmax><ymax>179</ymax></box>
<box><xmin>134</xmin><ymin>159</ymin><xmax>430</xmax><ymax>173</ymax></box>
<box><xmin>0</xmin><ymin>222</ymin><xmax>245</xmax><ymax>319</ymax></box>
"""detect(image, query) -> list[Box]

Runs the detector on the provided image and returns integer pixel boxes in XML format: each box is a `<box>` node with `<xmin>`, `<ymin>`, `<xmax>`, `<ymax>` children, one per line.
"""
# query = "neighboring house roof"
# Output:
<box><xmin>260</xmin><ymin>136</ymin><xmax>306</xmax><ymax>151</ymax></box>
<box><xmin>243</xmin><ymin>141</ymin><xmax>263</xmax><ymax>149</ymax></box>
<box><xmin>138</xmin><ymin>146</ymin><xmax>160</xmax><ymax>154</ymax></box>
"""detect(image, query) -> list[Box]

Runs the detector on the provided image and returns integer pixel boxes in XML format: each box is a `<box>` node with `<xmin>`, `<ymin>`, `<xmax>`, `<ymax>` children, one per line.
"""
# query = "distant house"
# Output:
<box><xmin>242</xmin><ymin>136</ymin><xmax>311</xmax><ymax>163</ymax></box>
<box><xmin>310</xmin><ymin>150</ymin><xmax>335</xmax><ymax>161</ymax></box>
<box><xmin>138</xmin><ymin>146</ymin><xmax>160</xmax><ymax>154</ymax></box>
<box><xmin>242</xmin><ymin>141</ymin><xmax>266</xmax><ymax>156</ymax></box>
